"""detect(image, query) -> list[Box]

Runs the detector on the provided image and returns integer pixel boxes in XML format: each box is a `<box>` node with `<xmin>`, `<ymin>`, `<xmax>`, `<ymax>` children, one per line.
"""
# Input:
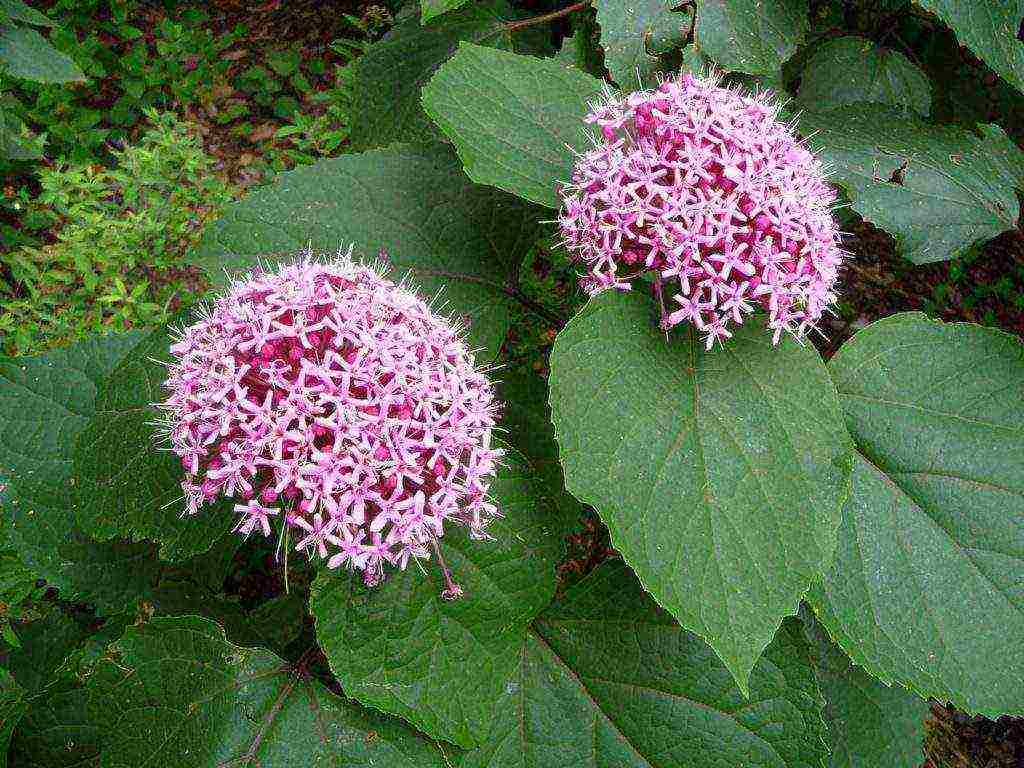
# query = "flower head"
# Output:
<box><xmin>156</xmin><ymin>250</ymin><xmax>502</xmax><ymax>595</ymax></box>
<box><xmin>558</xmin><ymin>71</ymin><xmax>844</xmax><ymax>348</ymax></box>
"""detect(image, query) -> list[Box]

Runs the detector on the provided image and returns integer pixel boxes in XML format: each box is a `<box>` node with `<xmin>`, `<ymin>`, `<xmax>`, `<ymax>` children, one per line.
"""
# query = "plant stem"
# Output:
<box><xmin>503</xmin><ymin>0</ymin><xmax>592</xmax><ymax>32</ymax></box>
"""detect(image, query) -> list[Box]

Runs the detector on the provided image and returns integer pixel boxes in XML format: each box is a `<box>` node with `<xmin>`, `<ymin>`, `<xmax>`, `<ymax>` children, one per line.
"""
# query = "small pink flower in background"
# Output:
<box><xmin>558</xmin><ymin>70</ymin><xmax>845</xmax><ymax>348</ymax></box>
<box><xmin>156</xmin><ymin>250</ymin><xmax>502</xmax><ymax>597</ymax></box>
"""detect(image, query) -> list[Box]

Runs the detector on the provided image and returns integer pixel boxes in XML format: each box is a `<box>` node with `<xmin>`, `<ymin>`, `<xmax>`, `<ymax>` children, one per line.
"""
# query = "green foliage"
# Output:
<box><xmin>311</xmin><ymin>444</ymin><xmax>564</xmax><ymax>748</ymax></box>
<box><xmin>796</xmin><ymin>36</ymin><xmax>932</xmax><ymax>115</ymax></box>
<box><xmin>548</xmin><ymin>290</ymin><xmax>854</xmax><ymax>690</ymax></box>
<box><xmin>462</xmin><ymin>560</ymin><xmax>830</xmax><ymax>768</ymax></box>
<box><xmin>593</xmin><ymin>0</ymin><xmax>693</xmax><ymax>86</ymax></box>
<box><xmin>802</xmin><ymin>610</ymin><xmax>929</xmax><ymax>768</ymax></box>
<box><xmin>0</xmin><ymin>331</ymin><xmax>236</xmax><ymax>615</ymax></box>
<box><xmin>422</xmin><ymin>43</ymin><xmax>604</xmax><ymax>207</ymax></box>
<box><xmin>3</xmin><ymin>0</ymin><xmax>1024</xmax><ymax>765</ymax></box>
<box><xmin>800</xmin><ymin>109</ymin><xmax>1024</xmax><ymax>264</ymax></box>
<box><xmin>1</xmin><ymin>111</ymin><xmax>232</xmax><ymax>355</ymax></box>
<box><xmin>809</xmin><ymin>312</ymin><xmax>1024</xmax><ymax>717</ymax></box>
<box><xmin>193</xmin><ymin>143</ymin><xmax>545</xmax><ymax>359</ymax></box>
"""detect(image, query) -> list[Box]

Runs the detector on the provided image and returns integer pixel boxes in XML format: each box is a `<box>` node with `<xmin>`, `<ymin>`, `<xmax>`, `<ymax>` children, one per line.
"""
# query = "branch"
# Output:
<box><xmin>503</xmin><ymin>0</ymin><xmax>592</xmax><ymax>32</ymax></box>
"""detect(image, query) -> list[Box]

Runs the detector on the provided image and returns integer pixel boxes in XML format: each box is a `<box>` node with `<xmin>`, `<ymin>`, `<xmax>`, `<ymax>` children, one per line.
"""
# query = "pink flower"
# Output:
<box><xmin>156</xmin><ymin>250</ymin><xmax>503</xmax><ymax>595</ymax></box>
<box><xmin>558</xmin><ymin>71</ymin><xmax>844</xmax><ymax>348</ymax></box>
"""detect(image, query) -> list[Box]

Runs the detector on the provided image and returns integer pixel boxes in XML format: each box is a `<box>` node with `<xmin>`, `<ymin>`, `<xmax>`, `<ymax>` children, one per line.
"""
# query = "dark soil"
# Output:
<box><xmin>924</xmin><ymin>704</ymin><xmax>1024</xmax><ymax>768</ymax></box>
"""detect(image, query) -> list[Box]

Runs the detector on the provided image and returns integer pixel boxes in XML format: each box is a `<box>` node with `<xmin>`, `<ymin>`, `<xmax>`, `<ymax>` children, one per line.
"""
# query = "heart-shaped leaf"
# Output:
<box><xmin>810</xmin><ymin>312</ymin><xmax>1024</xmax><ymax>717</ymax></box>
<box><xmin>548</xmin><ymin>291</ymin><xmax>853</xmax><ymax>691</ymax></box>
<box><xmin>797</xmin><ymin>36</ymin><xmax>932</xmax><ymax>116</ymax></box>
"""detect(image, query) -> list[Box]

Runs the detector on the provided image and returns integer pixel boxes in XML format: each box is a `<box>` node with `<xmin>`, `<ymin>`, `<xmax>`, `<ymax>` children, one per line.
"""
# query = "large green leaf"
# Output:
<box><xmin>70</xmin><ymin>324</ymin><xmax>233</xmax><ymax>560</ymax></box>
<box><xmin>422</xmin><ymin>43</ymin><xmax>605</xmax><ymax>208</ymax></box>
<box><xmin>350</xmin><ymin>1</ymin><xmax>515</xmax><ymax>150</ymax></box>
<box><xmin>800</xmin><ymin>107</ymin><xmax>1024</xmax><ymax>264</ymax></box>
<box><xmin>810</xmin><ymin>312</ymin><xmax>1024</xmax><ymax>717</ymax></box>
<box><xmin>461</xmin><ymin>560</ymin><xmax>829</xmax><ymax>768</ymax></box>
<box><xmin>695</xmin><ymin>0</ymin><xmax>808</xmax><ymax>76</ymax></box>
<box><xmin>801</xmin><ymin>610</ymin><xmax>927</xmax><ymax>768</ymax></box>
<box><xmin>0</xmin><ymin>26</ymin><xmax>84</xmax><ymax>83</ymax></box>
<box><xmin>913</xmin><ymin>0</ymin><xmax>1024</xmax><ymax>94</ymax></box>
<box><xmin>77</xmin><ymin>616</ymin><xmax>453</xmax><ymax>767</ymax></box>
<box><xmin>594</xmin><ymin>0</ymin><xmax>693</xmax><ymax>87</ymax></box>
<box><xmin>310</xmin><ymin>444</ymin><xmax>563</xmax><ymax>749</ymax></box>
<box><xmin>0</xmin><ymin>335</ymin><xmax>165</xmax><ymax>613</ymax></box>
<box><xmin>192</xmin><ymin>144</ymin><xmax>544</xmax><ymax>359</ymax></box>
<box><xmin>548</xmin><ymin>291</ymin><xmax>853</xmax><ymax>691</ymax></box>
<box><xmin>797</xmin><ymin>36</ymin><xmax>932</xmax><ymax>116</ymax></box>
<box><xmin>0</xmin><ymin>669</ymin><xmax>25</xmax><ymax>768</ymax></box>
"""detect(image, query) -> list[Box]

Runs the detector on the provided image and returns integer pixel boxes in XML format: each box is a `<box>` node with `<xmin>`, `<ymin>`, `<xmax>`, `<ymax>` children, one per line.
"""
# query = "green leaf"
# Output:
<box><xmin>78</xmin><ymin>615</ymin><xmax>455</xmax><ymax>767</ymax></box>
<box><xmin>0</xmin><ymin>0</ymin><xmax>54</xmax><ymax>26</ymax></box>
<box><xmin>3</xmin><ymin>608</ymin><xmax>105</xmax><ymax>767</ymax></box>
<box><xmin>801</xmin><ymin>609</ymin><xmax>927</xmax><ymax>768</ymax></box>
<box><xmin>0</xmin><ymin>335</ymin><xmax>165</xmax><ymax>614</ymax></box>
<box><xmin>192</xmin><ymin>144</ymin><xmax>544</xmax><ymax>360</ymax></box>
<box><xmin>0</xmin><ymin>26</ymin><xmax>85</xmax><ymax>83</ymax></box>
<box><xmin>462</xmin><ymin>560</ymin><xmax>829</xmax><ymax>768</ymax></box>
<box><xmin>594</xmin><ymin>0</ymin><xmax>693</xmax><ymax>86</ymax></box>
<box><xmin>694</xmin><ymin>0</ymin><xmax>808</xmax><ymax>76</ymax></box>
<box><xmin>0</xmin><ymin>669</ymin><xmax>26</xmax><ymax>768</ymax></box>
<box><xmin>422</xmin><ymin>42</ymin><xmax>605</xmax><ymax>208</ymax></box>
<box><xmin>497</xmin><ymin>366</ymin><xmax>586</xmax><ymax>526</ymax></box>
<box><xmin>797</xmin><ymin>36</ymin><xmax>932</xmax><ymax>116</ymax></box>
<box><xmin>800</xmin><ymin>108</ymin><xmax>1024</xmax><ymax>264</ymax></box>
<box><xmin>913</xmin><ymin>0</ymin><xmax>1024</xmax><ymax>94</ymax></box>
<box><xmin>0</xmin><ymin>610</ymin><xmax>91</xmax><ymax>700</ymax></box>
<box><xmin>70</xmin><ymin>324</ymin><xmax>233</xmax><ymax>560</ymax></box>
<box><xmin>421</xmin><ymin>0</ymin><xmax>473</xmax><ymax>24</ymax></box>
<box><xmin>350</xmin><ymin>1</ymin><xmax>515</xmax><ymax>150</ymax></box>
<box><xmin>553</xmin><ymin>26</ymin><xmax>605</xmax><ymax>78</ymax></box>
<box><xmin>548</xmin><ymin>291</ymin><xmax>853</xmax><ymax>691</ymax></box>
<box><xmin>310</xmin><ymin>443</ymin><xmax>562</xmax><ymax>748</ymax></box>
<box><xmin>809</xmin><ymin>312</ymin><xmax>1024</xmax><ymax>717</ymax></box>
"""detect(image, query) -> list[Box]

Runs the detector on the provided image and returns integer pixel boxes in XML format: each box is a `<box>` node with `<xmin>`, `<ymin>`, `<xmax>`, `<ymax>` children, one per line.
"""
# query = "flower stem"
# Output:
<box><xmin>430</xmin><ymin>538</ymin><xmax>463</xmax><ymax>600</ymax></box>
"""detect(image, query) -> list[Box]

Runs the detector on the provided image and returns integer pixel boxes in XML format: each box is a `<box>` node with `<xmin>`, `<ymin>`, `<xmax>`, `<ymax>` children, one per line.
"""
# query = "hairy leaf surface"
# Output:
<box><xmin>548</xmin><ymin>291</ymin><xmax>853</xmax><ymax>690</ymax></box>
<box><xmin>810</xmin><ymin>312</ymin><xmax>1024</xmax><ymax>717</ymax></box>
<box><xmin>695</xmin><ymin>0</ymin><xmax>808</xmax><ymax>76</ymax></box>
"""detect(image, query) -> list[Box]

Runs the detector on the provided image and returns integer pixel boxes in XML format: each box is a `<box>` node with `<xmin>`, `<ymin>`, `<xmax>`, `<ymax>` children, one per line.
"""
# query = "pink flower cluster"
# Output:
<box><xmin>558</xmin><ymin>71</ymin><xmax>844</xmax><ymax>348</ymax></box>
<box><xmin>156</xmin><ymin>251</ymin><xmax>502</xmax><ymax>595</ymax></box>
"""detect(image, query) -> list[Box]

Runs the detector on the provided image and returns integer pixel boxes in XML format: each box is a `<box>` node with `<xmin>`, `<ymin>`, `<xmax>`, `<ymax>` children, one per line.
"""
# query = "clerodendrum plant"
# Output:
<box><xmin>1</xmin><ymin>2</ymin><xmax>1023</xmax><ymax>766</ymax></box>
